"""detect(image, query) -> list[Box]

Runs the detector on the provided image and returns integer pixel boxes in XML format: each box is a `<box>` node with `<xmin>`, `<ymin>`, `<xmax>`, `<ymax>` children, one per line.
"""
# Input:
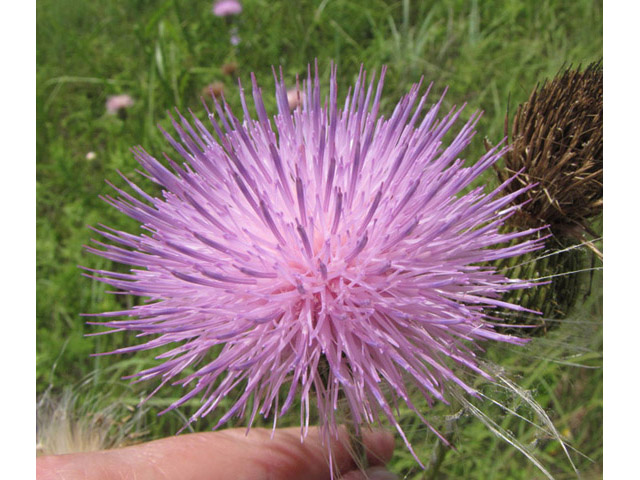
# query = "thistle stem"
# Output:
<box><xmin>318</xmin><ymin>355</ymin><xmax>368</xmax><ymax>470</ymax></box>
<box><xmin>424</xmin><ymin>436</ymin><xmax>449</xmax><ymax>480</ymax></box>
<box><xmin>424</xmin><ymin>408</ymin><xmax>462</xmax><ymax>480</ymax></box>
<box><xmin>346</xmin><ymin>420</ymin><xmax>368</xmax><ymax>471</ymax></box>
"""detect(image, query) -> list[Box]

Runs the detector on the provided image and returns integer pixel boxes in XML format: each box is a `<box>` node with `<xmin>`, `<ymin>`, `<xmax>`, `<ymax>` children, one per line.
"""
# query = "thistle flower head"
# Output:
<box><xmin>221</xmin><ymin>62</ymin><xmax>238</xmax><ymax>77</ymax></box>
<box><xmin>212</xmin><ymin>0</ymin><xmax>242</xmax><ymax>17</ymax></box>
<box><xmin>497</xmin><ymin>62</ymin><xmax>603</xmax><ymax>239</ymax></box>
<box><xmin>86</xmin><ymin>64</ymin><xmax>543</xmax><ymax>466</ymax></box>
<box><xmin>105</xmin><ymin>94</ymin><xmax>135</xmax><ymax>115</ymax></box>
<box><xmin>490</xmin><ymin>63</ymin><xmax>603</xmax><ymax>335</ymax></box>
<box><xmin>287</xmin><ymin>86</ymin><xmax>304</xmax><ymax>110</ymax></box>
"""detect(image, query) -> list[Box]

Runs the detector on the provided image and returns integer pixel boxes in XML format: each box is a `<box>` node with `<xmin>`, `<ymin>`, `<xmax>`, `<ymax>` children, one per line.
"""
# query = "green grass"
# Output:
<box><xmin>37</xmin><ymin>0</ymin><xmax>602</xmax><ymax>477</ymax></box>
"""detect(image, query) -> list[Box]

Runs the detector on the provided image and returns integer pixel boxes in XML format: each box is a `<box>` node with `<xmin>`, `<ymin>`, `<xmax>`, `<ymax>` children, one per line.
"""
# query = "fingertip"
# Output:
<box><xmin>364</xmin><ymin>466</ymin><xmax>399</xmax><ymax>480</ymax></box>
<box><xmin>341</xmin><ymin>466</ymin><xmax>399</xmax><ymax>480</ymax></box>
<box><xmin>362</xmin><ymin>429</ymin><xmax>395</xmax><ymax>466</ymax></box>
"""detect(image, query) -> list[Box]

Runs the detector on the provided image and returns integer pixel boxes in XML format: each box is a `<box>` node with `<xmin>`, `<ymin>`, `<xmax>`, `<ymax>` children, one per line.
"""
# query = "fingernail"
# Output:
<box><xmin>365</xmin><ymin>466</ymin><xmax>399</xmax><ymax>480</ymax></box>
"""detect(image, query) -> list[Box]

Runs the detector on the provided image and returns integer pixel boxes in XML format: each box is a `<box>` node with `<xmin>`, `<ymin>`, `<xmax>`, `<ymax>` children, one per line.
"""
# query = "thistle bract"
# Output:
<box><xmin>86</xmin><ymin>64</ymin><xmax>543</xmax><ymax>464</ymax></box>
<box><xmin>493</xmin><ymin>62</ymin><xmax>603</xmax><ymax>334</ymax></box>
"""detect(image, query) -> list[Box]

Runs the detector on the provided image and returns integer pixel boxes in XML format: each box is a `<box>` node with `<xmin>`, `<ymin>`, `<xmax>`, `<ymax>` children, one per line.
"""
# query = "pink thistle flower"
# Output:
<box><xmin>287</xmin><ymin>87</ymin><xmax>304</xmax><ymax>110</ymax></box>
<box><xmin>105</xmin><ymin>94</ymin><xmax>134</xmax><ymax>115</ymax></box>
<box><xmin>212</xmin><ymin>0</ymin><xmax>242</xmax><ymax>17</ymax></box>
<box><xmin>86</xmin><ymin>64</ymin><xmax>544</xmax><ymax>471</ymax></box>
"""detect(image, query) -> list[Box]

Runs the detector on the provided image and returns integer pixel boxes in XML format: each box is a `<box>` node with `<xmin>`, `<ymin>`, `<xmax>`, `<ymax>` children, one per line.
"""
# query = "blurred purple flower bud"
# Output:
<box><xmin>105</xmin><ymin>94</ymin><xmax>134</xmax><ymax>115</ymax></box>
<box><xmin>212</xmin><ymin>0</ymin><xmax>242</xmax><ymax>17</ymax></box>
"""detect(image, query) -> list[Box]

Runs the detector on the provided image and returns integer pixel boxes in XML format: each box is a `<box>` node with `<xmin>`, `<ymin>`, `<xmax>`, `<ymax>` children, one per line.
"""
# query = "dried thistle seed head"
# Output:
<box><xmin>498</xmin><ymin>62</ymin><xmax>603</xmax><ymax>239</ymax></box>
<box><xmin>221</xmin><ymin>62</ymin><xmax>238</xmax><ymax>76</ymax></box>
<box><xmin>491</xmin><ymin>63</ymin><xmax>602</xmax><ymax>335</ymax></box>
<box><xmin>202</xmin><ymin>81</ymin><xmax>225</xmax><ymax>99</ymax></box>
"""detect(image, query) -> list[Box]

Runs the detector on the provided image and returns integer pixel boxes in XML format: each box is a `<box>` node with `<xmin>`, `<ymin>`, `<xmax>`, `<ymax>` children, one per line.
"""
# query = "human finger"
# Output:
<box><xmin>36</xmin><ymin>425</ymin><xmax>395</xmax><ymax>480</ymax></box>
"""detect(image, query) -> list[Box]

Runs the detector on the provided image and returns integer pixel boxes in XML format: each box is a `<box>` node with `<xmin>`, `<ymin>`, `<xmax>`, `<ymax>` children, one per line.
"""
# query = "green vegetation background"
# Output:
<box><xmin>37</xmin><ymin>0</ymin><xmax>602</xmax><ymax>478</ymax></box>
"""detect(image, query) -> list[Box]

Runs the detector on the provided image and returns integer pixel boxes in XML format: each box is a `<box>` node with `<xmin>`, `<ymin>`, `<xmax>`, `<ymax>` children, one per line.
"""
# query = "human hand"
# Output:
<box><xmin>37</xmin><ymin>426</ymin><xmax>396</xmax><ymax>480</ymax></box>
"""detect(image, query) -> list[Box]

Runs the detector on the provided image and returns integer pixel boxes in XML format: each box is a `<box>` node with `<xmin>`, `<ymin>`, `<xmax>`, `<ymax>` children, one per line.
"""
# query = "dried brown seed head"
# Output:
<box><xmin>498</xmin><ymin>62</ymin><xmax>603</xmax><ymax>239</ymax></box>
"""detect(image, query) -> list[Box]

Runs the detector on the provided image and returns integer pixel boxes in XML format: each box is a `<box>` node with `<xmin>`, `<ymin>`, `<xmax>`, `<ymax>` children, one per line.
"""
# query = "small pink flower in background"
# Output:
<box><xmin>229</xmin><ymin>26</ymin><xmax>241</xmax><ymax>45</ymax></box>
<box><xmin>105</xmin><ymin>94</ymin><xmax>134</xmax><ymax>115</ymax></box>
<box><xmin>287</xmin><ymin>87</ymin><xmax>304</xmax><ymax>110</ymax></box>
<box><xmin>212</xmin><ymin>0</ymin><xmax>242</xmax><ymax>17</ymax></box>
<box><xmin>85</xmin><ymin>151</ymin><xmax>97</xmax><ymax>161</ymax></box>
